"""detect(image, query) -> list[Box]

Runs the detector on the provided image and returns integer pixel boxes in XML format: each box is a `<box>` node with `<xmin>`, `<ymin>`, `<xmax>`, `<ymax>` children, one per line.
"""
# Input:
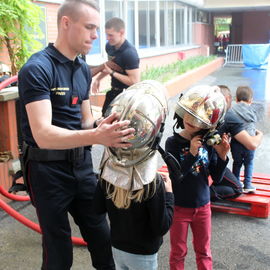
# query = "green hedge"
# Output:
<box><xmin>141</xmin><ymin>55</ymin><xmax>217</xmax><ymax>83</ymax></box>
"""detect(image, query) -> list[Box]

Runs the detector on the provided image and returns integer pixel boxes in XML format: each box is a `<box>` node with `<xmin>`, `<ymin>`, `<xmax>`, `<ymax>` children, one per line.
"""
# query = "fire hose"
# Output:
<box><xmin>0</xmin><ymin>75</ymin><xmax>18</xmax><ymax>90</ymax></box>
<box><xmin>0</xmin><ymin>185</ymin><xmax>87</xmax><ymax>246</ymax></box>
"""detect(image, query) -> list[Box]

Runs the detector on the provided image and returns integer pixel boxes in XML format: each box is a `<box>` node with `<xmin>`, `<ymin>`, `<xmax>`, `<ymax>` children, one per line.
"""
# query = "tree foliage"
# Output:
<box><xmin>0</xmin><ymin>0</ymin><xmax>43</xmax><ymax>75</ymax></box>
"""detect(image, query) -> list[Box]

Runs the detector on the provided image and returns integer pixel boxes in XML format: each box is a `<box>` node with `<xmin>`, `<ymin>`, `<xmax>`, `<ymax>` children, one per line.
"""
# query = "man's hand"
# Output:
<box><xmin>91</xmin><ymin>79</ymin><xmax>101</xmax><ymax>94</ymax></box>
<box><xmin>106</xmin><ymin>60</ymin><xmax>123</xmax><ymax>73</ymax></box>
<box><xmin>95</xmin><ymin>112</ymin><xmax>135</xmax><ymax>148</ymax></box>
<box><xmin>102</xmin><ymin>63</ymin><xmax>113</xmax><ymax>75</ymax></box>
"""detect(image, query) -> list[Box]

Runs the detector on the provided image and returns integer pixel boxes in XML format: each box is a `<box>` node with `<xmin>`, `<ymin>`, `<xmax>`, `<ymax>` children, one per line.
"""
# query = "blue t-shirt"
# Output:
<box><xmin>106</xmin><ymin>40</ymin><xmax>139</xmax><ymax>90</ymax></box>
<box><xmin>18</xmin><ymin>43</ymin><xmax>91</xmax><ymax>147</ymax></box>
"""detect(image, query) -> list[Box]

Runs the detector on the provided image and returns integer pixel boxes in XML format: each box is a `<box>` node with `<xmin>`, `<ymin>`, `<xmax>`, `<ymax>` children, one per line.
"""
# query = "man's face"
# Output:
<box><xmin>106</xmin><ymin>28</ymin><xmax>124</xmax><ymax>47</ymax></box>
<box><xmin>65</xmin><ymin>4</ymin><xmax>100</xmax><ymax>56</ymax></box>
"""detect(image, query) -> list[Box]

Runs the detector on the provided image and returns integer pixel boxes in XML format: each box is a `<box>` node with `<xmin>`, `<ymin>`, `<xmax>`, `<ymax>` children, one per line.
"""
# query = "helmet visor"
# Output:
<box><xmin>175</xmin><ymin>85</ymin><xmax>226</xmax><ymax>129</ymax></box>
<box><xmin>107</xmin><ymin>97</ymin><xmax>158</xmax><ymax>150</ymax></box>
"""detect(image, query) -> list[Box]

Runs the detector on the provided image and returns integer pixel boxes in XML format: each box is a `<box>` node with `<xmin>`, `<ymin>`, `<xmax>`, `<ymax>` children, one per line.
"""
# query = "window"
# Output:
<box><xmin>167</xmin><ymin>1</ymin><xmax>174</xmax><ymax>46</ymax></box>
<box><xmin>138</xmin><ymin>1</ymin><xmax>157</xmax><ymax>48</ymax></box>
<box><xmin>138</xmin><ymin>1</ymin><xmax>147</xmax><ymax>48</ymax></box>
<box><xmin>187</xmin><ymin>7</ymin><xmax>193</xmax><ymax>44</ymax></box>
<box><xmin>175</xmin><ymin>4</ymin><xmax>185</xmax><ymax>45</ymax></box>
<box><xmin>88</xmin><ymin>0</ymin><xmax>196</xmax><ymax>59</ymax></box>
<box><xmin>105</xmin><ymin>1</ymin><xmax>122</xmax><ymax>21</ymax></box>
<box><xmin>159</xmin><ymin>1</ymin><xmax>165</xmax><ymax>46</ymax></box>
<box><xmin>149</xmin><ymin>1</ymin><xmax>156</xmax><ymax>47</ymax></box>
<box><xmin>127</xmin><ymin>1</ymin><xmax>135</xmax><ymax>45</ymax></box>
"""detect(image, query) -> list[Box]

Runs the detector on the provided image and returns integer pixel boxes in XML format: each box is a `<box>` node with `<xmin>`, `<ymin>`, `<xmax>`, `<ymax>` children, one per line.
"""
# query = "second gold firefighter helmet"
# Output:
<box><xmin>104</xmin><ymin>80</ymin><xmax>168</xmax><ymax>168</ymax></box>
<box><xmin>175</xmin><ymin>85</ymin><xmax>226</xmax><ymax>129</ymax></box>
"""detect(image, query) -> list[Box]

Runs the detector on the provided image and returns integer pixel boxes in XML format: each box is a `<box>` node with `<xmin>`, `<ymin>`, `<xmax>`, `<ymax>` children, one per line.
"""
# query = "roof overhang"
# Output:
<box><xmin>202</xmin><ymin>0</ymin><xmax>270</xmax><ymax>12</ymax></box>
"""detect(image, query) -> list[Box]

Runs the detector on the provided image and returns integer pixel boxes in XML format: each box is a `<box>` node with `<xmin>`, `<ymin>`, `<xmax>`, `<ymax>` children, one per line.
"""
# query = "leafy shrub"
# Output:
<box><xmin>141</xmin><ymin>55</ymin><xmax>217</xmax><ymax>83</ymax></box>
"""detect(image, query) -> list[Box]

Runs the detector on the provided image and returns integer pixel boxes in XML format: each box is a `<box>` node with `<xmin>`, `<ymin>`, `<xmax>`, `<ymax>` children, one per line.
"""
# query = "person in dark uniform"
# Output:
<box><xmin>18</xmin><ymin>1</ymin><xmax>134</xmax><ymax>269</ymax></box>
<box><xmin>210</xmin><ymin>85</ymin><xmax>263</xmax><ymax>201</ymax></box>
<box><xmin>91</xmin><ymin>17</ymin><xmax>140</xmax><ymax>116</ymax></box>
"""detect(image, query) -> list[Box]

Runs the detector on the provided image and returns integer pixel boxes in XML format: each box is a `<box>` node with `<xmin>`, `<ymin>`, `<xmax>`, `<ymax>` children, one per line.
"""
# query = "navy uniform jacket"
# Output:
<box><xmin>106</xmin><ymin>40</ymin><xmax>139</xmax><ymax>90</ymax></box>
<box><xmin>218</xmin><ymin>109</ymin><xmax>245</xmax><ymax>138</ymax></box>
<box><xmin>19</xmin><ymin>43</ymin><xmax>91</xmax><ymax>147</ymax></box>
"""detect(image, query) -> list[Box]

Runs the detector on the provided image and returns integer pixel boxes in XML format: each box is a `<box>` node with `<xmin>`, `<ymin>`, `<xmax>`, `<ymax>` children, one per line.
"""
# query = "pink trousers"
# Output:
<box><xmin>169</xmin><ymin>203</ymin><xmax>212</xmax><ymax>270</ymax></box>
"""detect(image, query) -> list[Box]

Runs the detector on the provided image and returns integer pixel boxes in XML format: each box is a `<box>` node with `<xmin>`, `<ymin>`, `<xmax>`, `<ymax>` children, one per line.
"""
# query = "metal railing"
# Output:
<box><xmin>224</xmin><ymin>44</ymin><xmax>243</xmax><ymax>66</ymax></box>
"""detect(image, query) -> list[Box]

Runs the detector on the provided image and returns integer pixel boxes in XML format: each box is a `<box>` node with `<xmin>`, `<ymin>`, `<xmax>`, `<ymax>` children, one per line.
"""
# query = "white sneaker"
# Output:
<box><xmin>243</xmin><ymin>185</ymin><xmax>256</xmax><ymax>193</ymax></box>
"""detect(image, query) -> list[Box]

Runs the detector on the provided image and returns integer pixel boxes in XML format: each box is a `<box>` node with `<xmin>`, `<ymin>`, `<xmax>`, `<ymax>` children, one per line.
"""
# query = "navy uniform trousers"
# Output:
<box><xmin>27</xmin><ymin>149</ymin><xmax>115</xmax><ymax>270</ymax></box>
<box><xmin>210</xmin><ymin>167</ymin><xmax>243</xmax><ymax>201</ymax></box>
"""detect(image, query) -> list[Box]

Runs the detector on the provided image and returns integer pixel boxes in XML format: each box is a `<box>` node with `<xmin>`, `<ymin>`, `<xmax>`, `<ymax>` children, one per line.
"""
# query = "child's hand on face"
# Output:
<box><xmin>213</xmin><ymin>133</ymin><xmax>230</xmax><ymax>161</ymax></box>
<box><xmin>189</xmin><ymin>135</ymin><xmax>203</xmax><ymax>156</ymax></box>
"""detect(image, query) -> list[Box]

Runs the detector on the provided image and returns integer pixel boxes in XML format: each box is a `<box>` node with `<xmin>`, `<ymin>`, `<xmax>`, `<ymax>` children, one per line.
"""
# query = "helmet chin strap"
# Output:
<box><xmin>157</xmin><ymin>145</ymin><xmax>183</xmax><ymax>182</ymax></box>
<box><xmin>150</xmin><ymin>122</ymin><xmax>184</xmax><ymax>182</ymax></box>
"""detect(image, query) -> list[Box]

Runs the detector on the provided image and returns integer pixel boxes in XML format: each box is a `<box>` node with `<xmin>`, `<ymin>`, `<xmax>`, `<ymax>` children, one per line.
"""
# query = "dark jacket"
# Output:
<box><xmin>165</xmin><ymin>132</ymin><xmax>228</xmax><ymax>208</ymax></box>
<box><xmin>93</xmin><ymin>174</ymin><xmax>174</xmax><ymax>255</ymax></box>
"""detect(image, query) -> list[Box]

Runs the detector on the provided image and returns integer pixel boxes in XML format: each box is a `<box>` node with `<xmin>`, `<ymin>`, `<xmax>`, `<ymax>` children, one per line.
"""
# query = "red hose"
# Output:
<box><xmin>0</xmin><ymin>186</ymin><xmax>87</xmax><ymax>246</ymax></box>
<box><xmin>0</xmin><ymin>75</ymin><xmax>18</xmax><ymax>90</ymax></box>
<box><xmin>0</xmin><ymin>186</ymin><xmax>30</xmax><ymax>201</ymax></box>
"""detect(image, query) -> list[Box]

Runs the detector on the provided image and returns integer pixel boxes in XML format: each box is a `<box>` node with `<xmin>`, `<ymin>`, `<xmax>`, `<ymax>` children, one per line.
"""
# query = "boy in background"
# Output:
<box><xmin>231</xmin><ymin>86</ymin><xmax>261</xmax><ymax>193</ymax></box>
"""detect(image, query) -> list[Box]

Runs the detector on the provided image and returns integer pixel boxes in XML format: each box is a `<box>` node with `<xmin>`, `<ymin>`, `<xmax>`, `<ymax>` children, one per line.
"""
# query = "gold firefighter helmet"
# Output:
<box><xmin>175</xmin><ymin>85</ymin><xmax>226</xmax><ymax>129</ymax></box>
<box><xmin>104</xmin><ymin>80</ymin><xmax>168</xmax><ymax>167</ymax></box>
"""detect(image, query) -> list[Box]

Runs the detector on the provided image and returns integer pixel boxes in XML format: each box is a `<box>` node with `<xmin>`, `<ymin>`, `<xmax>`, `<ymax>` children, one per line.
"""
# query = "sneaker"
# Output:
<box><xmin>243</xmin><ymin>185</ymin><xmax>256</xmax><ymax>193</ymax></box>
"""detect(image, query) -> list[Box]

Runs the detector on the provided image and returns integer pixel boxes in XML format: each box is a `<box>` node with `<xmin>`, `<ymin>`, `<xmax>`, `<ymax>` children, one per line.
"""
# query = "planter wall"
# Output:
<box><xmin>0</xmin><ymin>161</ymin><xmax>13</xmax><ymax>202</ymax></box>
<box><xmin>89</xmin><ymin>93</ymin><xmax>106</xmax><ymax>108</ymax></box>
<box><xmin>165</xmin><ymin>57</ymin><xmax>224</xmax><ymax>98</ymax></box>
<box><xmin>0</xmin><ymin>90</ymin><xmax>20</xmax><ymax>202</ymax></box>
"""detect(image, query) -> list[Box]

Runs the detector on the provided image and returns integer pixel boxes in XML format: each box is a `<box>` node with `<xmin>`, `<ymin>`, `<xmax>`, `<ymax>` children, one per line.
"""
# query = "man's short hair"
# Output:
<box><xmin>105</xmin><ymin>17</ymin><xmax>125</xmax><ymax>32</ymax></box>
<box><xmin>236</xmin><ymin>86</ymin><xmax>253</xmax><ymax>102</ymax></box>
<box><xmin>218</xmin><ymin>85</ymin><xmax>231</xmax><ymax>98</ymax></box>
<box><xmin>57</xmin><ymin>0</ymin><xmax>99</xmax><ymax>27</ymax></box>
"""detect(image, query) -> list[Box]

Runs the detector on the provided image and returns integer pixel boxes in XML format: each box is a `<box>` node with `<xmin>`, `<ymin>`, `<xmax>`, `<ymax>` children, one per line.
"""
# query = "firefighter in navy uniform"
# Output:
<box><xmin>18</xmin><ymin>1</ymin><xmax>134</xmax><ymax>270</ymax></box>
<box><xmin>91</xmin><ymin>17</ymin><xmax>140</xmax><ymax>116</ymax></box>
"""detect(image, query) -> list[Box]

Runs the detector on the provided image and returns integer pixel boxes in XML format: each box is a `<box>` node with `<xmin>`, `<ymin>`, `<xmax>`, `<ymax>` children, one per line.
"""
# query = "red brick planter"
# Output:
<box><xmin>89</xmin><ymin>93</ymin><xmax>106</xmax><ymax>108</ymax></box>
<box><xmin>165</xmin><ymin>57</ymin><xmax>224</xmax><ymax>98</ymax></box>
<box><xmin>0</xmin><ymin>161</ymin><xmax>13</xmax><ymax>202</ymax></box>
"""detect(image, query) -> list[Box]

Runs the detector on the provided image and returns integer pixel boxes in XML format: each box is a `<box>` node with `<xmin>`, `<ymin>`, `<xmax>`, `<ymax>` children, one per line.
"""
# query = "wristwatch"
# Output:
<box><xmin>110</xmin><ymin>71</ymin><xmax>115</xmax><ymax>77</ymax></box>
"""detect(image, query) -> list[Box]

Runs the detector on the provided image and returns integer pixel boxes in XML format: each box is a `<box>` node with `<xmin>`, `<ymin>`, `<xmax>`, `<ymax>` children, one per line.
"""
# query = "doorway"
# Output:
<box><xmin>213</xmin><ymin>16</ymin><xmax>232</xmax><ymax>55</ymax></box>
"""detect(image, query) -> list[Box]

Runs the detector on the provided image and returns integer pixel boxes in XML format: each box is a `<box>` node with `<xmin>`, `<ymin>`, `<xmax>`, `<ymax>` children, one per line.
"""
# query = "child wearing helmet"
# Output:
<box><xmin>165</xmin><ymin>85</ymin><xmax>230</xmax><ymax>270</ymax></box>
<box><xmin>93</xmin><ymin>80</ymin><xmax>174</xmax><ymax>270</ymax></box>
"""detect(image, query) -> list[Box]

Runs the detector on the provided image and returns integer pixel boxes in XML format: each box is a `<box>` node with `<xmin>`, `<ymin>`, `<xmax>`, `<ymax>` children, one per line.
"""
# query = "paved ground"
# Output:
<box><xmin>1</xmin><ymin>65</ymin><xmax>270</xmax><ymax>270</ymax></box>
